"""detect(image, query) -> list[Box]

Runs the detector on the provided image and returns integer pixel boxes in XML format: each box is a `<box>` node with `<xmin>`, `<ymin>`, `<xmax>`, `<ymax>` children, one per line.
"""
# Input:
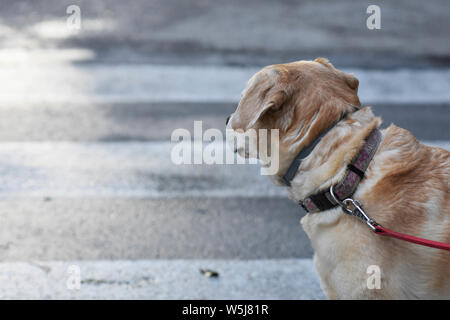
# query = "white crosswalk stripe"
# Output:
<box><xmin>0</xmin><ymin>141</ymin><xmax>447</xmax><ymax>198</ymax></box>
<box><xmin>1</xmin><ymin>64</ymin><xmax>450</xmax><ymax>104</ymax></box>
<box><xmin>0</xmin><ymin>259</ymin><xmax>324</xmax><ymax>299</ymax></box>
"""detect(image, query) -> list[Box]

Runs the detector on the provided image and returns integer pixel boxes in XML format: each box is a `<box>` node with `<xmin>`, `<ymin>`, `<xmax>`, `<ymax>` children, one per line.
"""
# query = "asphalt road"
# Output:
<box><xmin>1</xmin><ymin>0</ymin><xmax>449</xmax><ymax>68</ymax></box>
<box><xmin>0</xmin><ymin>198</ymin><xmax>311</xmax><ymax>260</ymax></box>
<box><xmin>0</xmin><ymin>0</ymin><xmax>449</xmax><ymax>298</ymax></box>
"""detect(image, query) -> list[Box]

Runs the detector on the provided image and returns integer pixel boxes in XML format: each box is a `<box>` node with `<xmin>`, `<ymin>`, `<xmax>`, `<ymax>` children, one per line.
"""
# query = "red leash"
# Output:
<box><xmin>329</xmin><ymin>186</ymin><xmax>450</xmax><ymax>251</ymax></box>
<box><xmin>374</xmin><ymin>225</ymin><xmax>450</xmax><ymax>251</ymax></box>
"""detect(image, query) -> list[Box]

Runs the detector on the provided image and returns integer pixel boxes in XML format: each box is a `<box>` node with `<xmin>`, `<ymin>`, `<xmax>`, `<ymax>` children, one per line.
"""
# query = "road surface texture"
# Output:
<box><xmin>0</xmin><ymin>0</ymin><xmax>448</xmax><ymax>299</ymax></box>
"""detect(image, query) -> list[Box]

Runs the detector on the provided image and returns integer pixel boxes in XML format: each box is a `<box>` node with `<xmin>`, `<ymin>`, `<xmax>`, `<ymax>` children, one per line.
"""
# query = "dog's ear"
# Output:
<box><xmin>264</xmin><ymin>91</ymin><xmax>287</xmax><ymax>112</ymax></box>
<box><xmin>344</xmin><ymin>73</ymin><xmax>359</xmax><ymax>91</ymax></box>
<box><xmin>246</xmin><ymin>91</ymin><xmax>287</xmax><ymax>128</ymax></box>
<box><xmin>233</xmin><ymin>90</ymin><xmax>287</xmax><ymax>130</ymax></box>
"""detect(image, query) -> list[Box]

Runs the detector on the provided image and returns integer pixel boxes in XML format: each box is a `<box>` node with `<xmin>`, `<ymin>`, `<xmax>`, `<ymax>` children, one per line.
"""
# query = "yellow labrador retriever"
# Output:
<box><xmin>226</xmin><ymin>58</ymin><xmax>450</xmax><ymax>299</ymax></box>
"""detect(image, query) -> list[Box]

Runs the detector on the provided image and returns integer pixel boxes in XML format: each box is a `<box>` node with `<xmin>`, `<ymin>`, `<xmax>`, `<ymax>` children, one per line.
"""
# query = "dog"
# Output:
<box><xmin>226</xmin><ymin>58</ymin><xmax>450</xmax><ymax>299</ymax></box>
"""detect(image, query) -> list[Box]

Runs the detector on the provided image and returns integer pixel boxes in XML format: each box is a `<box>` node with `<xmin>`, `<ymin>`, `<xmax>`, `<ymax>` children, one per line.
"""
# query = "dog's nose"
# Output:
<box><xmin>226</xmin><ymin>115</ymin><xmax>231</xmax><ymax>126</ymax></box>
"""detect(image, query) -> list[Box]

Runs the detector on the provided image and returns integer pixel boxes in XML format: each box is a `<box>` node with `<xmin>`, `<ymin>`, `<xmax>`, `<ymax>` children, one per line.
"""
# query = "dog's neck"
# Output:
<box><xmin>273</xmin><ymin>107</ymin><xmax>381</xmax><ymax>203</ymax></box>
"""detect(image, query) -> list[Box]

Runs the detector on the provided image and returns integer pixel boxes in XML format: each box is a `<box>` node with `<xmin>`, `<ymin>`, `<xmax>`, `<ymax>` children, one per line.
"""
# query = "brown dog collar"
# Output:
<box><xmin>299</xmin><ymin>127</ymin><xmax>382</xmax><ymax>213</ymax></box>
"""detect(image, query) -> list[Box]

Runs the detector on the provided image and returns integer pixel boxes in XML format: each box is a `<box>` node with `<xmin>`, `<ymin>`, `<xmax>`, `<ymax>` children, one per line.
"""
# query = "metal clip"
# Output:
<box><xmin>329</xmin><ymin>186</ymin><xmax>379</xmax><ymax>231</ymax></box>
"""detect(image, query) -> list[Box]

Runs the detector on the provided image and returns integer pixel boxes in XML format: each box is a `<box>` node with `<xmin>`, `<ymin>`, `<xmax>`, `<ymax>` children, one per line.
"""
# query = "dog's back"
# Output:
<box><xmin>366</xmin><ymin>124</ymin><xmax>450</xmax><ymax>299</ymax></box>
<box><xmin>309</xmin><ymin>124</ymin><xmax>450</xmax><ymax>299</ymax></box>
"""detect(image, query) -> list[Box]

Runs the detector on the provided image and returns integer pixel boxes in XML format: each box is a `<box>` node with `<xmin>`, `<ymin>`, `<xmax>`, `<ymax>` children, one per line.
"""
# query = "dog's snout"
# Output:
<box><xmin>226</xmin><ymin>115</ymin><xmax>231</xmax><ymax>126</ymax></box>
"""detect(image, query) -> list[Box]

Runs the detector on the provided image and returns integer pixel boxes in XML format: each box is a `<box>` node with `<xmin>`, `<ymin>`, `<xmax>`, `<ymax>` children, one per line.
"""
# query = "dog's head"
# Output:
<box><xmin>226</xmin><ymin>58</ymin><xmax>361</xmax><ymax>181</ymax></box>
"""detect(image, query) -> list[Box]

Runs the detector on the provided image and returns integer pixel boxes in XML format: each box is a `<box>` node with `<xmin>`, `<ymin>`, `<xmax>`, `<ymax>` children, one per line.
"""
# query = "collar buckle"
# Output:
<box><xmin>330</xmin><ymin>186</ymin><xmax>378</xmax><ymax>231</ymax></box>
